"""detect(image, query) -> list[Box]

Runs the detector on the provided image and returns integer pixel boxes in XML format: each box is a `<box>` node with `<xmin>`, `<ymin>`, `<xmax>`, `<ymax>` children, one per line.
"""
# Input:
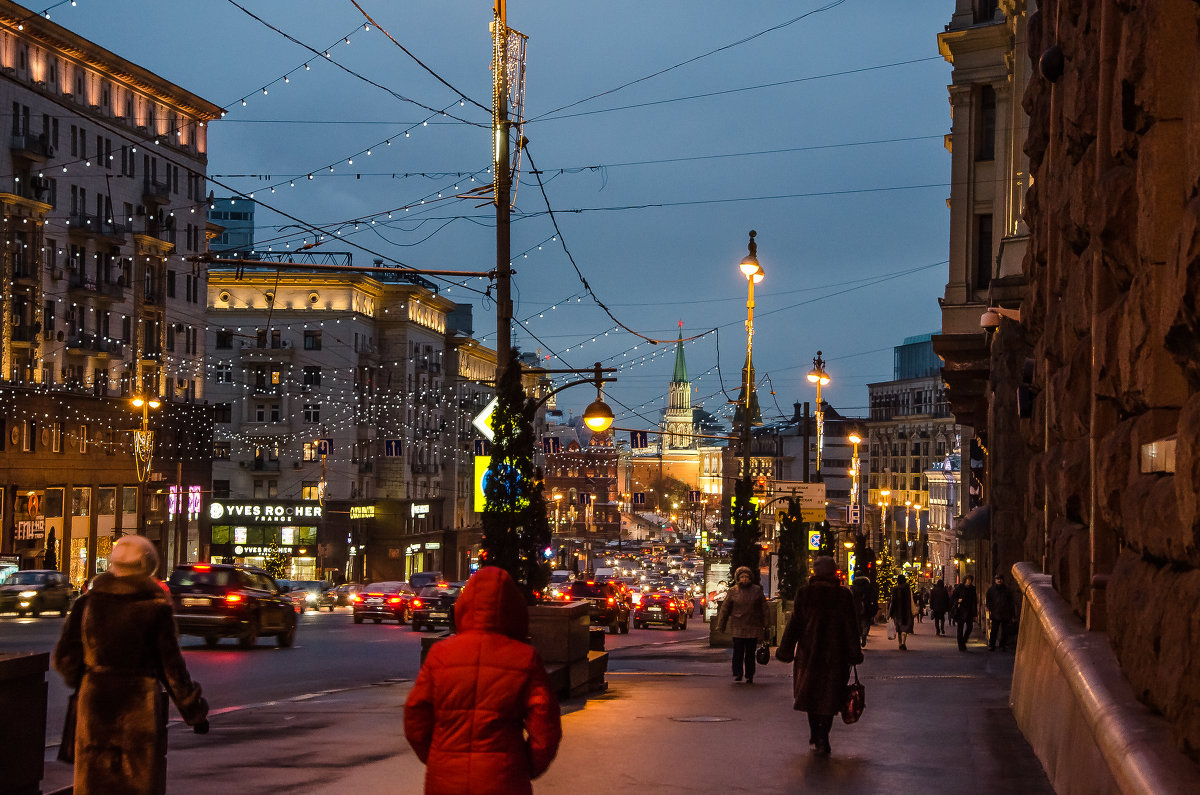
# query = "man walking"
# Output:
<box><xmin>985</xmin><ymin>573</ymin><xmax>1016</xmax><ymax>651</ymax></box>
<box><xmin>850</xmin><ymin>574</ymin><xmax>876</xmax><ymax>647</ymax></box>
<box><xmin>950</xmin><ymin>575</ymin><xmax>978</xmax><ymax>652</ymax></box>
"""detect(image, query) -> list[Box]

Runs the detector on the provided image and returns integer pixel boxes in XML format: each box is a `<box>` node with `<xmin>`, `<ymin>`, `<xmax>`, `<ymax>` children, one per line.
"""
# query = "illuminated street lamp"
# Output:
<box><xmin>732</xmin><ymin>230</ymin><xmax>765</xmax><ymax>574</ymax></box>
<box><xmin>129</xmin><ymin>394</ymin><xmax>161</xmax><ymax>548</ymax></box>
<box><xmin>806</xmin><ymin>352</ymin><xmax>830</xmax><ymax>477</ymax></box>
<box><xmin>879</xmin><ymin>488</ymin><xmax>891</xmax><ymax>554</ymax></box>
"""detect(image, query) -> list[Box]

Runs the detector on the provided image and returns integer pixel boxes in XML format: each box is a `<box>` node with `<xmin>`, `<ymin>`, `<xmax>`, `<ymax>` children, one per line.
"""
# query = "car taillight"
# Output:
<box><xmin>668</xmin><ymin>602</ymin><xmax>677</xmax><ymax>610</ymax></box>
<box><xmin>607</xmin><ymin>597</ymin><xmax>615</xmax><ymax>605</ymax></box>
<box><xmin>352</xmin><ymin>594</ymin><xmax>363</xmax><ymax>603</ymax></box>
<box><xmin>412</xmin><ymin>598</ymin><xmax>423</xmax><ymax>608</ymax></box>
<box><xmin>387</xmin><ymin>596</ymin><xmax>403</xmax><ymax>604</ymax></box>
<box><xmin>224</xmin><ymin>593</ymin><xmax>244</xmax><ymax>604</ymax></box>
<box><xmin>194</xmin><ymin>563</ymin><xmax>212</xmax><ymax>571</ymax></box>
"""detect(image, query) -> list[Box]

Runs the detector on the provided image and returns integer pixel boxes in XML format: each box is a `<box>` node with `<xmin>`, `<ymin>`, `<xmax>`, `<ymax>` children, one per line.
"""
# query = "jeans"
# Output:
<box><xmin>957</xmin><ymin>617</ymin><xmax>974</xmax><ymax>649</ymax></box>
<box><xmin>988</xmin><ymin>618</ymin><xmax>1009</xmax><ymax>650</ymax></box>
<box><xmin>732</xmin><ymin>636</ymin><xmax>757</xmax><ymax>680</ymax></box>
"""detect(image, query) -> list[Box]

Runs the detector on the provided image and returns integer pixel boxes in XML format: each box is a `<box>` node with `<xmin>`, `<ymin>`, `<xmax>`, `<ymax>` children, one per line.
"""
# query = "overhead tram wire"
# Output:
<box><xmin>222</xmin><ymin>0</ymin><xmax>486</xmax><ymax>126</ymax></box>
<box><xmin>529</xmin><ymin>0</ymin><xmax>847</xmax><ymax>121</ymax></box>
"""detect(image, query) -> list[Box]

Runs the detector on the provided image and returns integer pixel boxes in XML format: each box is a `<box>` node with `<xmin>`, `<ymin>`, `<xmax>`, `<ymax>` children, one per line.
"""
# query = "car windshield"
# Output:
<box><xmin>4</xmin><ymin>572</ymin><xmax>48</xmax><ymax>586</ymax></box>
<box><xmin>549</xmin><ymin>572</ymin><xmax>571</xmax><ymax>583</ymax></box>
<box><xmin>644</xmin><ymin>593</ymin><xmax>675</xmax><ymax>605</ymax></box>
<box><xmin>169</xmin><ymin>569</ymin><xmax>234</xmax><ymax>588</ymax></box>
<box><xmin>363</xmin><ymin>582</ymin><xmax>406</xmax><ymax>594</ymax></box>
<box><xmin>566</xmin><ymin>582</ymin><xmax>607</xmax><ymax>598</ymax></box>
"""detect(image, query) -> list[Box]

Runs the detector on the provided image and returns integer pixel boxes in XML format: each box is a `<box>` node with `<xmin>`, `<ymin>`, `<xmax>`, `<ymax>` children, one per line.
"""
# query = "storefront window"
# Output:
<box><xmin>121</xmin><ymin>486</ymin><xmax>137</xmax><ymax>514</ymax></box>
<box><xmin>281</xmin><ymin>526</ymin><xmax>296</xmax><ymax>545</ymax></box>
<box><xmin>71</xmin><ymin>487</ymin><xmax>90</xmax><ymax>517</ymax></box>
<box><xmin>98</xmin><ymin>488</ymin><xmax>116</xmax><ymax>516</ymax></box>
<box><xmin>234</xmin><ymin>526</ymin><xmax>247</xmax><ymax>544</ymax></box>
<box><xmin>212</xmin><ymin>526</ymin><xmax>231</xmax><ymax>544</ymax></box>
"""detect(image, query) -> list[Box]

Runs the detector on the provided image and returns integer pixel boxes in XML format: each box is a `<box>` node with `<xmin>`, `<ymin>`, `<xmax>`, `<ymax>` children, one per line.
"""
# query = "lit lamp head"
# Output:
<box><xmin>131</xmin><ymin>396</ymin><xmax>161</xmax><ymax>410</ymax></box>
<box><xmin>739</xmin><ymin>229</ymin><xmax>764</xmax><ymax>283</ymax></box>
<box><xmin>582</xmin><ymin>397</ymin><xmax>614</xmax><ymax>432</ymax></box>
<box><xmin>848</xmin><ymin>433</ymin><xmax>862</xmax><ymax>445</ymax></box>
<box><xmin>806</xmin><ymin>369</ymin><xmax>830</xmax><ymax>386</ymax></box>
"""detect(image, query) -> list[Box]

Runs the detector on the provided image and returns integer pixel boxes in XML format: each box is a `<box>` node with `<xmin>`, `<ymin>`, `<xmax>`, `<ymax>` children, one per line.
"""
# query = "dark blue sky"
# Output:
<box><xmin>45</xmin><ymin>0</ymin><xmax>954</xmax><ymax>427</ymax></box>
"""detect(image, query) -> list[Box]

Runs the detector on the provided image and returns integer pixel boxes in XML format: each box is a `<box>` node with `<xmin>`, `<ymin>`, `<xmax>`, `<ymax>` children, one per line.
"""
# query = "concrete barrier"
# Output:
<box><xmin>0</xmin><ymin>652</ymin><xmax>49</xmax><ymax>795</ymax></box>
<box><xmin>1011</xmin><ymin>562</ymin><xmax>1200</xmax><ymax>795</ymax></box>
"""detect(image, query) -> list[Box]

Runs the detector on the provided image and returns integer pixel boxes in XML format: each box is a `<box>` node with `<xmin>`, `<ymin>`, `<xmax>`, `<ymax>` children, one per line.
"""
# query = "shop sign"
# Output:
<box><xmin>232</xmin><ymin>545</ymin><xmax>304</xmax><ymax>556</ymax></box>
<box><xmin>16</xmin><ymin>517</ymin><xmax>45</xmax><ymax>540</ymax></box>
<box><xmin>210</xmin><ymin>501</ymin><xmax>323</xmax><ymax>523</ymax></box>
<box><xmin>424</xmin><ymin>542</ymin><xmax>441</xmax><ymax>550</ymax></box>
<box><xmin>350</xmin><ymin>506</ymin><xmax>376</xmax><ymax>520</ymax></box>
<box><xmin>411</xmin><ymin>503</ymin><xmax>430</xmax><ymax>517</ymax></box>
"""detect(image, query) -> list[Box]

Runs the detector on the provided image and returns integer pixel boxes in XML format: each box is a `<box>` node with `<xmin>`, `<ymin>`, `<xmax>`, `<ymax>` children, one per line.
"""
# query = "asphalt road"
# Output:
<box><xmin>0</xmin><ymin>599</ymin><xmax>707</xmax><ymax>746</ymax></box>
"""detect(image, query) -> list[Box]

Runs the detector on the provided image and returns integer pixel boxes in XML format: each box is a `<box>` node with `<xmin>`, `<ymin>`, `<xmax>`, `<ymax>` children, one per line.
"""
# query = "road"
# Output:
<box><xmin>0</xmin><ymin>599</ymin><xmax>707</xmax><ymax>746</ymax></box>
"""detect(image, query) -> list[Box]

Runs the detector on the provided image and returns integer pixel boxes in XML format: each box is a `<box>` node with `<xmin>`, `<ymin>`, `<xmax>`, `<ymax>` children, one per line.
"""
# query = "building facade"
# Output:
<box><xmin>0</xmin><ymin>3</ymin><xmax>221</xmax><ymax>583</ymax></box>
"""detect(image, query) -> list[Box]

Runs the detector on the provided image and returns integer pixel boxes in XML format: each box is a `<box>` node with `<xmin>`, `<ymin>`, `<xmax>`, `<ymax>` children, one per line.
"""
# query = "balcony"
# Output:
<box><xmin>9</xmin><ymin>324</ymin><xmax>40</xmax><ymax>343</ymax></box>
<box><xmin>12</xmin><ymin>256</ymin><xmax>38</xmax><ymax>285</ymax></box>
<box><xmin>68</xmin><ymin>213</ymin><xmax>128</xmax><ymax>243</ymax></box>
<box><xmin>64</xmin><ymin>334</ymin><xmax>124</xmax><ymax>357</ymax></box>
<box><xmin>142</xmin><ymin>177</ymin><xmax>170</xmax><ymax>206</ymax></box>
<box><xmin>241</xmin><ymin>343</ymin><xmax>294</xmax><ymax>362</ymax></box>
<box><xmin>240</xmin><ymin>422</ymin><xmax>289</xmax><ymax>438</ymax></box>
<box><xmin>68</xmin><ymin>272</ymin><xmax>125</xmax><ymax>300</ymax></box>
<box><xmin>251</xmin><ymin>383</ymin><xmax>282</xmax><ymax>396</ymax></box>
<box><xmin>10</xmin><ymin>133</ymin><xmax>54</xmax><ymax>162</ymax></box>
<box><xmin>143</xmin><ymin>218</ymin><xmax>176</xmax><ymax>244</ymax></box>
<box><xmin>358</xmin><ymin>461</ymin><xmax>374</xmax><ymax>474</ymax></box>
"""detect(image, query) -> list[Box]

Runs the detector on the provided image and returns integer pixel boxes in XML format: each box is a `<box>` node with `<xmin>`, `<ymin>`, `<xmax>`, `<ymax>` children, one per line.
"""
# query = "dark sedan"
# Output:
<box><xmin>410</xmin><ymin>584</ymin><xmax>462</xmax><ymax>632</ymax></box>
<box><xmin>352</xmin><ymin>581</ymin><xmax>416</xmax><ymax>624</ymax></box>
<box><xmin>167</xmin><ymin>563</ymin><xmax>297</xmax><ymax>649</ymax></box>
<box><xmin>0</xmin><ymin>569</ymin><xmax>72</xmax><ymax>616</ymax></box>
<box><xmin>633</xmin><ymin>590</ymin><xmax>688</xmax><ymax>630</ymax></box>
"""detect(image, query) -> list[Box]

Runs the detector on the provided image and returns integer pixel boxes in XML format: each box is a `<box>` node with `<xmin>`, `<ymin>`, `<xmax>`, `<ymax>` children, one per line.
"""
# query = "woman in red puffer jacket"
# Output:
<box><xmin>404</xmin><ymin>566</ymin><xmax>562</xmax><ymax>795</ymax></box>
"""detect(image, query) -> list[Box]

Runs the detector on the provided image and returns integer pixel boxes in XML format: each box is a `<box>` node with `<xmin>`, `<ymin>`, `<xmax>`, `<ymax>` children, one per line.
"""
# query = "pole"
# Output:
<box><xmin>493</xmin><ymin>1</ymin><xmax>512</xmax><ymax>374</ymax></box>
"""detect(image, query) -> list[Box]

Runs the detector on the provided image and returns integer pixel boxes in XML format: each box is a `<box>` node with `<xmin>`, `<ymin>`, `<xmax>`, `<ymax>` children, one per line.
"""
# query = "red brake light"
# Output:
<box><xmin>352</xmin><ymin>595</ymin><xmax>363</xmax><ymax>603</ymax></box>
<box><xmin>387</xmin><ymin>596</ymin><xmax>403</xmax><ymax>604</ymax></box>
<box><xmin>668</xmin><ymin>602</ymin><xmax>677</xmax><ymax>610</ymax></box>
<box><xmin>607</xmin><ymin>597</ymin><xmax>615</xmax><ymax>605</ymax></box>
<box><xmin>194</xmin><ymin>563</ymin><xmax>212</xmax><ymax>571</ymax></box>
<box><xmin>224</xmin><ymin>593</ymin><xmax>244</xmax><ymax>604</ymax></box>
<box><xmin>412</xmin><ymin>598</ymin><xmax>423</xmax><ymax>608</ymax></box>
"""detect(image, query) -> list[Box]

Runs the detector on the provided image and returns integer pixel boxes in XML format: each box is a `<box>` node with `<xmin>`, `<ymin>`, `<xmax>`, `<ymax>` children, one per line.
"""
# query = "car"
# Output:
<box><xmin>563</xmin><ymin>580</ymin><xmax>630</xmax><ymax>634</ymax></box>
<box><xmin>167</xmin><ymin>563</ymin><xmax>297</xmax><ymax>649</ymax></box>
<box><xmin>408</xmin><ymin>571</ymin><xmax>444</xmax><ymax>590</ymax></box>
<box><xmin>0</xmin><ymin>569</ymin><xmax>72</xmax><ymax>616</ymax></box>
<box><xmin>633</xmin><ymin>591</ymin><xmax>688</xmax><ymax>630</ymax></box>
<box><xmin>411</xmin><ymin>583</ymin><xmax>463</xmax><ymax>631</ymax></box>
<box><xmin>352</xmin><ymin>581</ymin><xmax>416</xmax><ymax>624</ymax></box>
<box><xmin>279</xmin><ymin>580</ymin><xmax>336</xmax><ymax>612</ymax></box>
<box><xmin>332</xmin><ymin>583</ymin><xmax>363</xmax><ymax>606</ymax></box>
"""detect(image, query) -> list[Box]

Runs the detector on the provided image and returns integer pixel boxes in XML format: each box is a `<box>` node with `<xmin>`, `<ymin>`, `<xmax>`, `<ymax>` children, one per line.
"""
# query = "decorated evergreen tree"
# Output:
<box><xmin>480</xmin><ymin>350</ymin><xmax>551</xmax><ymax>601</ymax></box>
<box><xmin>264</xmin><ymin>540</ymin><xmax>289</xmax><ymax>581</ymax></box>
<box><xmin>875</xmin><ymin>543</ymin><xmax>898</xmax><ymax>602</ymax></box>
<box><xmin>729</xmin><ymin>477</ymin><xmax>761</xmax><ymax>577</ymax></box>
<box><xmin>775</xmin><ymin>498</ymin><xmax>804</xmax><ymax>600</ymax></box>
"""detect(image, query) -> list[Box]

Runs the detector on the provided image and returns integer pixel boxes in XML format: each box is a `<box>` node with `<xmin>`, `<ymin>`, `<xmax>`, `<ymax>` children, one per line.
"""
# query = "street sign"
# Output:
<box><xmin>630</xmin><ymin>430</ymin><xmax>648</xmax><ymax>449</ymax></box>
<box><xmin>808</xmin><ymin>532</ymin><xmax>821</xmax><ymax>551</ymax></box>
<box><xmin>472</xmin><ymin>396</ymin><xmax>499</xmax><ymax>442</ymax></box>
<box><xmin>773</xmin><ymin>481</ymin><xmax>826</xmax><ymax>509</ymax></box>
<box><xmin>316</xmin><ymin>438</ymin><xmax>333</xmax><ymax>457</ymax></box>
<box><xmin>688</xmin><ymin>490</ymin><xmax>702</xmax><ymax>503</ymax></box>
<box><xmin>848</xmin><ymin>505</ymin><xmax>861</xmax><ymax>523</ymax></box>
<box><xmin>632</xmin><ymin>492</ymin><xmax>646</xmax><ymax>505</ymax></box>
<box><xmin>473</xmin><ymin>455</ymin><xmax>491</xmax><ymax>512</ymax></box>
<box><xmin>801</xmin><ymin>509</ymin><xmax>825</xmax><ymax>522</ymax></box>
<box><xmin>384</xmin><ymin>439</ymin><xmax>402</xmax><ymax>457</ymax></box>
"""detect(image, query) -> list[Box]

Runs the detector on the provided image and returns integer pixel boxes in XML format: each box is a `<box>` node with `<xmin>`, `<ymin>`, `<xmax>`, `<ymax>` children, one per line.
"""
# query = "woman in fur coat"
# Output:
<box><xmin>54</xmin><ymin>535</ymin><xmax>208</xmax><ymax>794</ymax></box>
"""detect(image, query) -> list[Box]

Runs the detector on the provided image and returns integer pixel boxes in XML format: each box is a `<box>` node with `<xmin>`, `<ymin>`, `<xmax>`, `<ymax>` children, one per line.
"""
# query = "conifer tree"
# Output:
<box><xmin>264</xmin><ymin>540</ymin><xmax>289</xmax><ymax>581</ymax></box>
<box><xmin>480</xmin><ymin>350</ymin><xmax>551</xmax><ymax>601</ymax></box>
<box><xmin>876</xmin><ymin>543</ymin><xmax>898</xmax><ymax>601</ymax></box>
<box><xmin>775</xmin><ymin>498</ymin><xmax>803</xmax><ymax>600</ymax></box>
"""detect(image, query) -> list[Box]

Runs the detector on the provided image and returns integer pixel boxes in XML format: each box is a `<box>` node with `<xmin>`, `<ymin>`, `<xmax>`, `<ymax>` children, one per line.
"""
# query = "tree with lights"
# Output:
<box><xmin>480</xmin><ymin>351</ymin><xmax>551</xmax><ymax>601</ymax></box>
<box><xmin>775</xmin><ymin>498</ymin><xmax>804</xmax><ymax>600</ymax></box>
<box><xmin>263</xmin><ymin>540</ymin><xmax>289</xmax><ymax>581</ymax></box>
<box><xmin>729</xmin><ymin>478</ymin><xmax>761</xmax><ymax>576</ymax></box>
<box><xmin>875</xmin><ymin>543</ymin><xmax>898</xmax><ymax>603</ymax></box>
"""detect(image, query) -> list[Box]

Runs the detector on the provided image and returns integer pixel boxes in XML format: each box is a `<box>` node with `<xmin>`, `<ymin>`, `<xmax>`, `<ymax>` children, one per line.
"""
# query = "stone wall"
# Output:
<box><xmin>1020</xmin><ymin>0</ymin><xmax>1200</xmax><ymax>762</ymax></box>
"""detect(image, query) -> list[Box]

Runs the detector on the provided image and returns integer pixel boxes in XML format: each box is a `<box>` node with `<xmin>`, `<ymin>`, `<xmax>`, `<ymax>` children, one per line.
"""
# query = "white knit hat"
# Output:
<box><xmin>108</xmin><ymin>535</ymin><xmax>159</xmax><ymax>578</ymax></box>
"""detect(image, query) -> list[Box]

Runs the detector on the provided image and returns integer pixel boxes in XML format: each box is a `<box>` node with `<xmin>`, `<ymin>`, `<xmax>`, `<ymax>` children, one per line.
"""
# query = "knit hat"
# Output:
<box><xmin>734</xmin><ymin>566</ymin><xmax>753</xmax><ymax>581</ymax></box>
<box><xmin>108</xmin><ymin>535</ymin><xmax>158</xmax><ymax>578</ymax></box>
<box><xmin>813</xmin><ymin>556</ymin><xmax>837</xmax><ymax>578</ymax></box>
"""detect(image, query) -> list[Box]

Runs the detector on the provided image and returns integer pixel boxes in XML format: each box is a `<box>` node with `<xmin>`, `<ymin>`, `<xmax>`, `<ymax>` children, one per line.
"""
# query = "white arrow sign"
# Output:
<box><xmin>472</xmin><ymin>396</ymin><xmax>499</xmax><ymax>442</ymax></box>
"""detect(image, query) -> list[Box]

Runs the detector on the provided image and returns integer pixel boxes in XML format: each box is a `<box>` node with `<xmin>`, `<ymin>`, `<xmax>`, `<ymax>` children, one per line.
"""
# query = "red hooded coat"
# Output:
<box><xmin>404</xmin><ymin>567</ymin><xmax>562</xmax><ymax>795</ymax></box>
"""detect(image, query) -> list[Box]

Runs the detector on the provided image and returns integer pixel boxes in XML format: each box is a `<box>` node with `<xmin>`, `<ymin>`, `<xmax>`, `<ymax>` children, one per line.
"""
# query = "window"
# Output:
<box><xmin>302</xmin><ymin>366</ymin><xmax>321</xmax><ymax>387</ymax></box>
<box><xmin>214</xmin><ymin>363</ymin><xmax>232</xmax><ymax>383</ymax></box>
<box><xmin>303</xmin><ymin>404</ymin><xmax>320</xmax><ymax>423</ymax></box>
<box><xmin>267</xmin><ymin>480</ymin><xmax>278</xmax><ymax>498</ymax></box>
<box><xmin>214</xmin><ymin>403</ymin><xmax>232</xmax><ymax>423</ymax></box>
<box><xmin>214</xmin><ymin>441</ymin><xmax>230</xmax><ymax>459</ymax></box>
<box><xmin>301</xmin><ymin>481</ymin><xmax>321</xmax><ymax>500</ymax></box>
<box><xmin>215</xmin><ymin>329</ymin><xmax>233</xmax><ymax>349</ymax></box>
<box><xmin>303</xmin><ymin>330</ymin><xmax>322</xmax><ymax>350</ymax></box>
<box><xmin>255</xmin><ymin>404</ymin><xmax>266</xmax><ymax>422</ymax></box>
<box><xmin>303</xmin><ymin>442</ymin><xmax>319</xmax><ymax>461</ymax></box>
<box><xmin>253</xmin><ymin>480</ymin><xmax>265</xmax><ymax>499</ymax></box>
<box><xmin>974</xmin><ymin>213</ymin><xmax>994</xmax><ymax>290</ymax></box>
<box><xmin>166</xmin><ymin>271</ymin><xmax>176</xmax><ymax>298</ymax></box>
<box><xmin>976</xmin><ymin>84</ymin><xmax>996</xmax><ymax>161</ymax></box>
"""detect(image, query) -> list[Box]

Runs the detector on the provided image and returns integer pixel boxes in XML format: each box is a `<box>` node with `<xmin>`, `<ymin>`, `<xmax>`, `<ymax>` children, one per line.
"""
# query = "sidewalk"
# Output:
<box><xmin>42</xmin><ymin>624</ymin><xmax>1052</xmax><ymax>794</ymax></box>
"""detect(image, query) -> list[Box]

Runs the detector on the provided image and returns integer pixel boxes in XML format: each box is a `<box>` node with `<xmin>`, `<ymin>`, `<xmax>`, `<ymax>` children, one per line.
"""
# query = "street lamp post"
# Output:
<box><xmin>130</xmin><ymin>394</ymin><xmax>161</xmax><ymax>569</ymax></box>
<box><xmin>733</xmin><ymin>230</ymin><xmax>765</xmax><ymax>575</ymax></box>
<box><xmin>879</xmin><ymin>488</ymin><xmax>891</xmax><ymax>557</ymax></box>
<box><xmin>806</xmin><ymin>352</ymin><xmax>830</xmax><ymax>479</ymax></box>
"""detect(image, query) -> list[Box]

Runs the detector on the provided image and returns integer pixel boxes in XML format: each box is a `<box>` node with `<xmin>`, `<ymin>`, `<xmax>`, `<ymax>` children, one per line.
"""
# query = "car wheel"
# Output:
<box><xmin>238</xmin><ymin>618</ymin><xmax>259</xmax><ymax>649</ymax></box>
<box><xmin>412</xmin><ymin>619</ymin><xmax>423</xmax><ymax>631</ymax></box>
<box><xmin>204</xmin><ymin>635</ymin><xmax>220</xmax><ymax>648</ymax></box>
<box><xmin>32</xmin><ymin>600</ymin><xmax>41</xmax><ymax>617</ymax></box>
<box><xmin>276</xmin><ymin>622</ymin><xmax>296</xmax><ymax>648</ymax></box>
<box><xmin>16</xmin><ymin>609</ymin><xmax>26</xmax><ymax>617</ymax></box>
<box><xmin>353</xmin><ymin>614</ymin><xmax>364</xmax><ymax>624</ymax></box>
<box><xmin>328</xmin><ymin>605</ymin><xmax>335</xmax><ymax>612</ymax></box>
<box><xmin>621</xmin><ymin>618</ymin><xmax>630</xmax><ymax>634</ymax></box>
<box><xmin>608</xmin><ymin>620</ymin><xmax>619</xmax><ymax>635</ymax></box>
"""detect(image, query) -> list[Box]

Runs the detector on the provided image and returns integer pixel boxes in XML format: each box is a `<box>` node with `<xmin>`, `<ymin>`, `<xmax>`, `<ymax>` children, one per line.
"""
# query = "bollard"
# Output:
<box><xmin>0</xmin><ymin>652</ymin><xmax>49</xmax><ymax>795</ymax></box>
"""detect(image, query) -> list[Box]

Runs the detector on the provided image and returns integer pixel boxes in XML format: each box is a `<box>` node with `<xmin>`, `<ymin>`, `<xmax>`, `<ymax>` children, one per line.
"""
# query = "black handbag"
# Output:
<box><xmin>841</xmin><ymin>666</ymin><xmax>865</xmax><ymax>724</ymax></box>
<box><xmin>57</xmin><ymin>692</ymin><xmax>77</xmax><ymax>763</ymax></box>
<box><xmin>755</xmin><ymin>641</ymin><xmax>770</xmax><ymax>666</ymax></box>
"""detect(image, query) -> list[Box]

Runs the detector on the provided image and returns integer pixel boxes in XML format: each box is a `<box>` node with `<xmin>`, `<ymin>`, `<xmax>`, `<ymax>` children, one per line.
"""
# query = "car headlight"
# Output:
<box><xmin>306</xmin><ymin>592</ymin><xmax>317</xmax><ymax>602</ymax></box>
<box><xmin>19</xmin><ymin>590</ymin><xmax>37</xmax><ymax>598</ymax></box>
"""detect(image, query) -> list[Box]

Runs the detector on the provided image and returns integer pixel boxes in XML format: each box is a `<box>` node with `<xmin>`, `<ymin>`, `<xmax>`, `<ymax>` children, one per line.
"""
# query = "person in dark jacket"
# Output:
<box><xmin>849</xmin><ymin>574</ymin><xmax>876</xmax><ymax>647</ymax></box>
<box><xmin>887</xmin><ymin>574</ymin><xmax>915</xmax><ymax>650</ymax></box>
<box><xmin>985</xmin><ymin>573</ymin><xmax>1016</xmax><ymax>651</ymax></box>
<box><xmin>951</xmin><ymin>575</ymin><xmax>979</xmax><ymax>651</ymax></box>
<box><xmin>53</xmin><ymin>535</ymin><xmax>209</xmax><ymax>795</ymax></box>
<box><xmin>404</xmin><ymin>566</ymin><xmax>562</xmax><ymax>795</ymax></box>
<box><xmin>776</xmin><ymin>556</ymin><xmax>863</xmax><ymax>756</ymax></box>
<box><xmin>929</xmin><ymin>579</ymin><xmax>951</xmax><ymax>636</ymax></box>
<box><xmin>716</xmin><ymin>565</ymin><xmax>770</xmax><ymax>684</ymax></box>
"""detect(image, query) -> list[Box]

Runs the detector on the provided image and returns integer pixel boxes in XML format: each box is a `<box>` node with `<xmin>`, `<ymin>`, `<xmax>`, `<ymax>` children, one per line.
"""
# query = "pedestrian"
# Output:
<box><xmin>887</xmin><ymin>574</ymin><xmax>916</xmax><ymax>650</ymax></box>
<box><xmin>985</xmin><ymin>573</ymin><xmax>1016</xmax><ymax>651</ymax></box>
<box><xmin>52</xmin><ymin>535</ymin><xmax>209</xmax><ymax>795</ymax></box>
<box><xmin>776</xmin><ymin>556</ymin><xmax>864</xmax><ymax>756</ymax></box>
<box><xmin>914</xmin><ymin>588</ymin><xmax>926</xmax><ymax>623</ymax></box>
<box><xmin>405</xmin><ymin>567</ymin><xmax>562</xmax><ymax>795</ymax></box>
<box><xmin>849</xmin><ymin>573</ymin><xmax>876</xmax><ymax>647</ymax></box>
<box><xmin>951</xmin><ymin>574</ymin><xmax>979</xmax><ymax>651</ymax></box>
<box><xmin>929</xmin><ymin>579</ymin><xmax>951</xmax><ymax>636</ymax></box>
<box><xmin>716</xmin><ymin>565</ymin><xmax>770</xmax><ymax>683</ymax></box>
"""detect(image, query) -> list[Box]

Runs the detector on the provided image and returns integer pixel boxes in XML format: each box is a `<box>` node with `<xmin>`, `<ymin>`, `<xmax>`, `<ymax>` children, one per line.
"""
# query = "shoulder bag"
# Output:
<box><xmin>841</xmin><ymin>666</ymin><xmax>865</xmax><ymax>724</ymax></box>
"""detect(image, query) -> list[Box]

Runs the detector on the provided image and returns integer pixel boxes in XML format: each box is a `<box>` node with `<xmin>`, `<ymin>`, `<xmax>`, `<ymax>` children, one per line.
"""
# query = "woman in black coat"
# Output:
<box><xmin>887</xmin><ymin>574</ymin><xmax>915</xmax><ymax>650</ymax></box>
<box><xmin>776</xmin><ymin>556</ymin><xmax>863</xmax><ymax>756</ymax></box>
<box><xmin>54</xmin><ymin>535</ymin><xmax>209</xmax><ymax>794</ymax></box>
<box><xmin>929</xmin><ymin>579</ymin><xmax>951</xmax><ymax>636</ymax></box>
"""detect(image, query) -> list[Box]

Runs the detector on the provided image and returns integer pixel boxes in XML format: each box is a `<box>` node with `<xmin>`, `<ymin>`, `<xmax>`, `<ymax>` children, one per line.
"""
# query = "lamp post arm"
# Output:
<box><xmin>533</xmin><ymin>376</ymin><xmax>617</xmax><ymax>410</ymax></box>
